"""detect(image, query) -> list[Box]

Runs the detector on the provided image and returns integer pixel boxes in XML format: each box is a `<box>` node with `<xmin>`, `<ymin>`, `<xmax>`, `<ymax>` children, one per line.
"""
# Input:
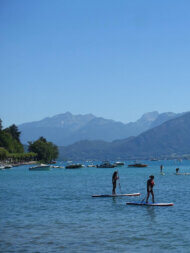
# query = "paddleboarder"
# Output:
<box><xmin>146</xmin><ymin>175</ymin><xmax>155</xmax><ymax>203</ymax></box>
<box><xmin>176</xmin><ymin>168</ymin><xmax>179</xmax><ymax>174</ymax></box>
<box><xmin>112</xmin><ymin>171</ymin><xmax>119</xmax><ymax>195</ymax></box>
<box><xmin>160</xmin><ymin>165</ymin><xmax>163</xmax><ymax>173</ymax></box>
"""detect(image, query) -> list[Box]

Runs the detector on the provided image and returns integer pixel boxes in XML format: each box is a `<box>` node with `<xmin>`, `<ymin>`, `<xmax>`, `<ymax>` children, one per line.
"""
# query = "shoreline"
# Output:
<box><xmin>0</xmin><ymin>161</ymin><xmax>37</xmax><ymax>168</ymax></box>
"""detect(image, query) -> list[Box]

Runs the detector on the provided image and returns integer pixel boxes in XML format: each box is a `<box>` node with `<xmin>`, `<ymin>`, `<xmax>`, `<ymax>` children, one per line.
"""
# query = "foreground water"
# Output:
<box><xmin>1</xmin><ymin>160</ymin><xmax>190</xmax><ymax>252</ymax></box>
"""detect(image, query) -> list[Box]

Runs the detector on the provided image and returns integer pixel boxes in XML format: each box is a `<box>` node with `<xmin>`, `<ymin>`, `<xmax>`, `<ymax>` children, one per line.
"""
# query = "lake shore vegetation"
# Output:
<box><xmin>0</xmin><ymin>119</ymin><xmax>58</xmax><ymax>164</ymax></box>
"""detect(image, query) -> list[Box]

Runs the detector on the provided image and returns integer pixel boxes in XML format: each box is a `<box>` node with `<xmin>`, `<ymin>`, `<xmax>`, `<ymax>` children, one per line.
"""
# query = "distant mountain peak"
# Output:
<box><xmin>59</xmin><ymin>111</ymin><xmax>190</xmax><ymax>160</ymax></box>
<box><xmin>19</xmin><ymin>111</ymin><xmax>184</xmax><ymax>145</ymax></box>
<box><xmin>139</xmin><ymin>111</ymin><xmax>159</xmax><ymax>122</ymax></box>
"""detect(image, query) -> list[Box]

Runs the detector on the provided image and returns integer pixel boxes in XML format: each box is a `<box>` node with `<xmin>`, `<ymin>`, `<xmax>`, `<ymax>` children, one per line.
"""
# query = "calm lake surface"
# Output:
<box><xmin>1</xmin><ymin>160</ymin><xmax>190</xmax><ymax>252</ymax></box>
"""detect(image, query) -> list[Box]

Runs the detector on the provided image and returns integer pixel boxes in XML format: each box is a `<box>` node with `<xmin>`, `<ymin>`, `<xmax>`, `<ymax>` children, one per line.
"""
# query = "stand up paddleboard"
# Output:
<box><xmin>175</xmin><ymin>173</ymin><xmax>190</xmax><ymax>175</ymax></box>
<box><xmin>126</xmin><ymin>202</ymin><xmax>174</xmax><ymax>206</ymax></box>
<box><xmin>160</xmin><ymin>172</ymin><xmax>165</xmax><ymax>175</ymax></box>
<box><xmin>92</xmin><ymin>193</ymin><xmax>140</xmax><ymax>198</ymax></box>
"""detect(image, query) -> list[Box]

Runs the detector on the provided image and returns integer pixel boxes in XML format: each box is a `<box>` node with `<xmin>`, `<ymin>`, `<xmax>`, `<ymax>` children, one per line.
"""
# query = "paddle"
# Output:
<box><xmin>141</xmin><ymin>196</ymin><xmax>146</xmax><ymax>203</ymax></box>
<box><xmin>117</xmin><ymin>170</ymin><xmax>122</xmax><ymax>194</ymax></box>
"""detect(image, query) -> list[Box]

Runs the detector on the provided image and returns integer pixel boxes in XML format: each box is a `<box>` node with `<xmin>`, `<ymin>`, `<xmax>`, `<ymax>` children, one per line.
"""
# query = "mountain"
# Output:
<box><xmin>19</xmin><ymin>112</ymin><xmax>95</xmax><ymax>145</ymax></box>
<box><xmin>58</xmin><ymin>112</ymin><xmax>190</xmax><ymax>160</ymax></box>
<box><xmin>115</xmin><ymin>111</ymin><xmax>190</xmax><ymax>158</ymax></box>
<box><xmin>19</xmin><ymin>111</ymin><xmax>182</xmax><ymax>145</ymax></box>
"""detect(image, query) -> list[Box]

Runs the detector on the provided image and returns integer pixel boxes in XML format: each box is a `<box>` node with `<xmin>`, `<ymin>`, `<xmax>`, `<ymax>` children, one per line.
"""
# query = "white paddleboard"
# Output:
<box><xmin>92</xmin><ymin>193</ymin><xmax>140</xmax><ymax>198</ymax></box>
<box><xmin>126</xmin><ymin>202</ymin><xmax>174</xmax><ymax>206</ymax></box>
<box><xmin>175</xmin><ymin>173</ymin><xmax>190</xmax><ymax>175</ymax></box>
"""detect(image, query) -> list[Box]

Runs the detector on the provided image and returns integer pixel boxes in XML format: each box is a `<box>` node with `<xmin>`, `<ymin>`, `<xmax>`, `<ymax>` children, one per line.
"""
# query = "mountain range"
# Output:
<box><xmin>19</xmin><ymin>111</ymin><xmax>181</xmax><ymax>145</ymax></box>
<box><xmin>58</xmin><ymin>112</ymin><xmax>190</xmax><ymax>160</ymax></box>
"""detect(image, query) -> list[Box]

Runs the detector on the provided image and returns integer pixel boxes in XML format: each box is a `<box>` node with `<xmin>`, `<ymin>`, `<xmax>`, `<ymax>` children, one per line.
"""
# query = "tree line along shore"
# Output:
<box><xmin>0</xmin><ymin>119</ymin><xmax>58</xmax><ymax>165</ymax></box>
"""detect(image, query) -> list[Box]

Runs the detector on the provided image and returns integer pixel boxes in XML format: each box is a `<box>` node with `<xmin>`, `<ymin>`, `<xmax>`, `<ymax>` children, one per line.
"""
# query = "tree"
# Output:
<box><xmin>0</xmin><ymin>147</ymin><xmax>8</xmax><ymax>161</ymax></box>
<box><xmin>4</xmin><ymin>124</ymin><xmax>21</xmax><ymax>142</ymax></box>
<box><xmin>0</xmin><ymin>121</ymin><xmax>36</xmax><ymax>163</ymax></box>
<box><xmin>0</xmin><ymin>131</ymin><xmax>24</xmax><ymax>153</ymax></box>
<box><xmin>8</xmin><ymin>152</ymin><xmax>37</xmax><ymax>162</ymax></box>
<box><xmin>28</xmin><ymin>137</ymin><xmax>58</xmax><ymax>163</ymax></box>
<box><xmin>0</xmin><ymin>119</ymin><xmax>2</xmax><ymax>131</ymax></box>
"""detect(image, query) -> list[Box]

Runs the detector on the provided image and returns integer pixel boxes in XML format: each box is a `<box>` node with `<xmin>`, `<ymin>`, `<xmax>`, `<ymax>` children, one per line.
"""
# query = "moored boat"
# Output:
<box><xmin>114</xmin><ymin>162</ymin><xmax>125</xmax><ymax>166</ymax></box>
<box><xmin>96</xmin><ymin>161</ymin><xmax>116</xmax><ymax>168</ymax></box>
<box><xmin>128</xmin><ymin>163</ymin><xmax>148</xmax><ymax>168</ymax></box>
<box><xmin>65</xmin><ymin>164</ymin><xmax>83</xmax><ymax>169</ymax></box>
<box><xmin>29</xmin><ymin>164</ymin><xmax>50</xmax><ymax>171</ymax></box>
<box><xmin>4</xmin><ymin>165</ymin><xmax>12</xmax><ymax>169</ymax></box>
<box><xmin>49</xmin><ymin>161</ymin><xmax>56</xmax><ymax>164</ymax></box>
<box><xmin>51</xmin><ymin>165</ymin><xmax>64</xmax><ymax>169</ymax></box>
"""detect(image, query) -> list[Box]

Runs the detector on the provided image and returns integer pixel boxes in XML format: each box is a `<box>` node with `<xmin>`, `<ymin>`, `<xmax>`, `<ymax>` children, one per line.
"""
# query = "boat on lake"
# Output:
<box><xmin>128</xmin><ymin>163</ymin><xmax>148</xmax><ymax>168</ymax></box>
<box><xmin>51</xmin><ymin>165</ymin><xmax>64</xmax><ymax>168</ymax></box>
<box><xmin>29</xmin><ymin>164</ymin><xmax>51</xmax><ymax>171</ymax></box>
<box><xmin>150</xmin><ymin>158</ymin><xmax>158</xmax><ymax>161</ymax></box>
<box><xmin>96</xmin><ymin>161</ymin><xmax>116</xmax><ymax>168</ymax></box>
<box><xmin>4</xmin><ymin>165</ymin><xmax>12</xmax><ymax>169</ymax></box>
<box><xmin>49</xmin><ymin>161</ymin><xmax>56</xmax><ymax>164</ymax></box>
<box><xmin>114</xmin><ymin>162</ymin><xmax>125</xmax><ymax>166</ymax></box>
<box><xmin>65</xmin><ymin>164</ymin><xmax>83</xmax><ymax>169</ymax></box>
<box><xmin>87</xmin><ymin>165</ymin><xmax>96</xmax><ymax>168</ymax></box>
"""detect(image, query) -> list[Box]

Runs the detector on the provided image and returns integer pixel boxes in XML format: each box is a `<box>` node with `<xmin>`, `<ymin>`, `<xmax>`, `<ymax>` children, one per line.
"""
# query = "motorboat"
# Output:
<box><xmin>29</xmin><ymin>164</ymin><xmax>51</xmax><ymax>171</ymax></box>
<box><xmin>150</xmin><ymin>158</ymin><xmax>158</xmax><ymax>161</ymax></box>
<box><xmin>4</xmin><ymin>165</ymin><xmax>12</xmax><ymax>169</ymax></box>
<box><xmin>114</xmin><ymin>162</ymin><xmax>125</xmax><ymax>166</ymax></box>
<box><xmin>128</xmin><ymin>163</ymin><xmax>148</xmax><ymax>168</ymax></box>
<box><xmin>65</xmin><ymin>164</ymin><xmax>83</xmax><ymax>169</ymax></box>
<box><xmin>96</xmin><ymin>161</ymin><xmax>116</xmax><ymax>168</ymax></box>
<box><xmin>49</xmin><ymin>161</ymin><xmax>56</xmax><ymax>164</ymax></box>
<box><xmin>51</xmin><ymin>165</ymin><xmax>64</xmax><ymax>169</ymax></box>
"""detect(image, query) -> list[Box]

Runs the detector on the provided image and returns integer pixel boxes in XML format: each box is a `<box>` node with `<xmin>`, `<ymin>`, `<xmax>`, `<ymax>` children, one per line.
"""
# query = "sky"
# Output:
<box><xmin>1</xmin><ymin>0</ymin><xmax>190</xmax><ymax>127</ymax></box>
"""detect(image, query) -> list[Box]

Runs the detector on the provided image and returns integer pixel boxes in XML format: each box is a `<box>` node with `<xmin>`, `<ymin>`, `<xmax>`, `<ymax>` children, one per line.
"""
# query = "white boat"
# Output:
<box><xmin>114</xmin><ymin>162</ymin><xmax>125</xmax><ymax>166</ymax></box>
<box><xmin>4</xmin><ymin>165</ymin><xmax>12</xmax><ymax>169</ymax></box>
<box><xmin>29</xmin><ymin>164</ymin><xmax>50</xmax><ymax>171</ymax></box>
<box><xmin>51</xmin><ymin>165</ymin><xmax>64</xmax><ymax>169</ymax></box>
<box><xmin>0</xmin><ymin>165</ymin><xmax>4</xmax><ymax>170</ymax></box>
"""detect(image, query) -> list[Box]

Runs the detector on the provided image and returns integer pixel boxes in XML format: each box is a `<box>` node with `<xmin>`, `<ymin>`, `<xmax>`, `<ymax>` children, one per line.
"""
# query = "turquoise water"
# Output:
<box><xmin>1</xmin><ymin>160</ymin><xmax>190</xmax><ymax>252</ymax></box>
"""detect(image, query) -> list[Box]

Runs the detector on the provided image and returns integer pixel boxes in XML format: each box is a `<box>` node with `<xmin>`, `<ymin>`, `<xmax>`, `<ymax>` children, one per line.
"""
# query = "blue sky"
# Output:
<box><xmin>1</xmin><ymin>0</ymin><xmax>190</xmax><ymax>127</ymax></box>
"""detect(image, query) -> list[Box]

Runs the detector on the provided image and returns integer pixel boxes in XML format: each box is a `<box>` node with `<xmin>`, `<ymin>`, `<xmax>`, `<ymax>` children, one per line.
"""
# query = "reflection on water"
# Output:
<box><xmin>146</xmin><ymin>206</ymin><xmax>156</xmax><ymax>223</ymax></box>
<box><xmin>112</xmin><ymin>197</ymin><xmax>117</xmax><ymax>204</ymax></box>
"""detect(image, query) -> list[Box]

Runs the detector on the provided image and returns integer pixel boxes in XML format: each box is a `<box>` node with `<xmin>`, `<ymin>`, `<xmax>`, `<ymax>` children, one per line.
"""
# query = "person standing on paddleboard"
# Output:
<box><xmin>112</xmin><ymin>171</ymin><xmax>119</xmax><ymax>195</ymax></box>
<box><xmin>160</xmin><ymin>165</ymin><xmax>163</xmax><ymax>173</ymax></box>
<box><xmin>146</xmin><ymin>175</ymin><xmax>155</xmax><ymax>203</ymax></box>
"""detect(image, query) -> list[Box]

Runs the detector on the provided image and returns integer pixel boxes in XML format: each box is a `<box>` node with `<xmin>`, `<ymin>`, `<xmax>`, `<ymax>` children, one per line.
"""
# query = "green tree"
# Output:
<box><xmin>4</xmin><ymin>124</ymin><xmax>21</xmax><ymax>142</ymax></box>
<box><xmin>7</xmin><ymin>152</ymin><xmax>37</xmax><ymax>162</ymax></box>
<box><xmin>0</xmin><ymin>119</ymin><xmax>2</xmax><ymax>131</ymax></box>
<box><xmin>0</xmin><ymin>122</ymin><xmax>24</xmax><ymax>153</ymax></box>
<box><xmin>28</xmin><ymin>137</ymin><xmax>58</xmax><ymax>163</ymax></box>
<box><xmin>0</xmin><ymin>120</ymin><xmax>36</xmax><ymax>162</ymax></box>
<box><xmin>0</xmin><ymin>131</ymin><xmax>24</xmax><ymax>153</ymax></box>
<box><xmin>0</xmin><ymin>147</ymin><xmax>8</xmax><ymax>161</ymax></box>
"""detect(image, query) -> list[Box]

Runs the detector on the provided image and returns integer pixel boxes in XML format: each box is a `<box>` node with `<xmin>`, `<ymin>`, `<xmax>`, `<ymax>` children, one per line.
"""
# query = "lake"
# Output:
<box><xmin>1</xmin><ymin>160</ymin><xmax>190</xmax><ymax>252</ymax></box>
